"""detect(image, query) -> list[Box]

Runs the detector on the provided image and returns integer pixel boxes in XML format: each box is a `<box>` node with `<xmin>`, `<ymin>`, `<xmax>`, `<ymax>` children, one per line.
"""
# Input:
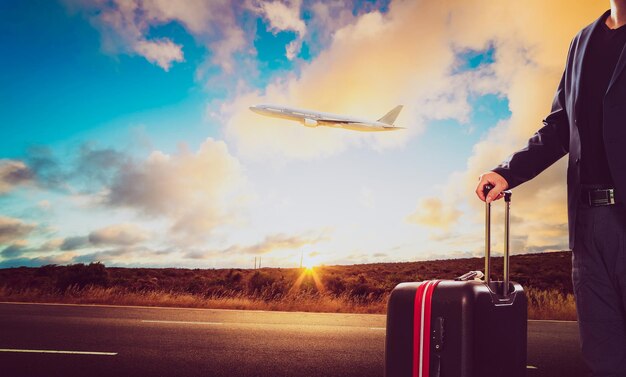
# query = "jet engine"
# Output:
<box><xmin>303</xmin><ymin>118</ymin><xmax>318</xmax><ymax>127</ymax></box>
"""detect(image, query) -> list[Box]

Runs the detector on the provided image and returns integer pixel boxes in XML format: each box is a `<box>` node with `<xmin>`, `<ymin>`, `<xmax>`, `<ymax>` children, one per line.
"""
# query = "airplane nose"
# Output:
<box><xmin>249</xmin><ymin>106</ymin><xmax>260</xmax><ymax>114</ymax></box>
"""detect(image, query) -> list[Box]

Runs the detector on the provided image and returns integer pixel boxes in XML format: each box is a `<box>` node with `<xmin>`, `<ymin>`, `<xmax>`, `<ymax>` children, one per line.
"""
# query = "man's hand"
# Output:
<box><xmin>475</xmin><ymin>172</ymin><xmax>509</xmax><ymax>203</ymax></box>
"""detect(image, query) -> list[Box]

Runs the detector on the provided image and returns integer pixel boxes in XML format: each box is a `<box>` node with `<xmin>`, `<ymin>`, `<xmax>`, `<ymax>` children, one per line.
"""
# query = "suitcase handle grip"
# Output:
<box><xmin>483</xmin><ymin>184</ymin><xmax>512</xmax><ymax>297</ymax></box>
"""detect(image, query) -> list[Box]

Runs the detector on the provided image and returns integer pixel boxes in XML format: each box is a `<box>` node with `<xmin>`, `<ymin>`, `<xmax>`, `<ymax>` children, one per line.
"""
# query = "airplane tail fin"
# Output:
<box><xmin>378</xmin><ymin>105</ymin><xmax>403</xmax><ymax>125</ymax></box>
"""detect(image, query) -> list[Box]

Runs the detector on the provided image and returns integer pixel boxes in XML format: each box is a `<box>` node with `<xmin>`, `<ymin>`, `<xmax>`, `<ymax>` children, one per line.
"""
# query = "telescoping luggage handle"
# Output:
<box><xmin>483</xmin><ymin>184</ymin><xmax>512</xmax><ymax>297</ymax></box>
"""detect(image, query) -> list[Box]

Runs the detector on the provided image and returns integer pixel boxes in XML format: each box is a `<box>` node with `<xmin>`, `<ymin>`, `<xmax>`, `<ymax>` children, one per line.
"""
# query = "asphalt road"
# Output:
<box><xmin>0</xmin><ymin>302</ymin><xmax>588</xmax><ymax>377</ymax></box>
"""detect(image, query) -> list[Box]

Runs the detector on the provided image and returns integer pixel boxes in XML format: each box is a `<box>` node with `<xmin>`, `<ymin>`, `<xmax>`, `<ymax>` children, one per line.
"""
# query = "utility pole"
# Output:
<box><xmin>300</xmin><ymin>251</ymin><xmax>303</xmax><ymax>269</ymax></box>
<box><xmin>254</xmin><ymin>257</ymin><xmax>257</xmax><ymax>269</ymax></box>
<box><xmin>259</xmin><ymin>256</ymin><xmax>262</xmax><ymax>269</ymax></box>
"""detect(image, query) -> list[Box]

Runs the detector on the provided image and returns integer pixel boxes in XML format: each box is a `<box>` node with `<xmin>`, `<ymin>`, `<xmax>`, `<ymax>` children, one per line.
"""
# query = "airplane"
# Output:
<box><xmin>249</xmin><ymin>104</ymin><xmax>404</xmax><ymax>132</ymax></box>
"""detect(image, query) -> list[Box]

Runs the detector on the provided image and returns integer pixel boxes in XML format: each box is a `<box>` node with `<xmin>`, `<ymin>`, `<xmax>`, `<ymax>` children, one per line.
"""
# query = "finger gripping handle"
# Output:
<box><xmin>483</xmin><ymin>184</ymin><xmax>494</xmax><ymax>197</ymax></box>
<box><xmin>483</xmin><ymin>183</ymin><xmax>512</xmax><ymax>202</ymax></box>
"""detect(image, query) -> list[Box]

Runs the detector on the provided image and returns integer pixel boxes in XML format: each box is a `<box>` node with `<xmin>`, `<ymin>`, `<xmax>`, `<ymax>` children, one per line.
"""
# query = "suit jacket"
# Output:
<box><xmin>492</xmin><ymin>10</ymin><xmax>626</xmax><ymax>249</ymax></box>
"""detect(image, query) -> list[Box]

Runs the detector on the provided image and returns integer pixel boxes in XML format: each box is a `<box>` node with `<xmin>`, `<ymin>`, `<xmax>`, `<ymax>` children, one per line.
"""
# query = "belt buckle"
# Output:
<box><xmin>588</xmin><ymin>189</ymin><xmax>616</xmax><ymax>206</ymax></box>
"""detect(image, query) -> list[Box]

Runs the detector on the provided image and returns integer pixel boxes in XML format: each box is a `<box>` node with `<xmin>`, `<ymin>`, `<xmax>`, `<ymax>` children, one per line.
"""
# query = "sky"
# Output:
<box><xmin>0</xmin><ymin>0</ymin><xmax>608</xmax><ymax>269</ymax></box>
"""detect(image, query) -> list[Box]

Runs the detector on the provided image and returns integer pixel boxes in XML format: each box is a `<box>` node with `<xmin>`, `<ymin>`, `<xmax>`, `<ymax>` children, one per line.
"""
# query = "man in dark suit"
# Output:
<box><xmin>476</xmin><ymin>1</ymin><xmax>626</xmax><ymax>375</ymax></box>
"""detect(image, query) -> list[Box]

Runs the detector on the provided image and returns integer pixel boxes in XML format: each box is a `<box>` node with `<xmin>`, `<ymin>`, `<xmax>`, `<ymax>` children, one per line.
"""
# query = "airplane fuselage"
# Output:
<box><xmin>249</xmin><ymin>104</ymin><xmax>404</xmax><ymax>132</ymax></box>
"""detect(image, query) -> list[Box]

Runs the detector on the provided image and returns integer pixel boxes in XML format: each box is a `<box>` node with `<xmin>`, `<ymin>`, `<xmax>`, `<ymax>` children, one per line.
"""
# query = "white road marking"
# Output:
<box><xmin>527</xmin><ymin>365</ymin><xmax>538</xmax><ymax>369</ymax></box>
<box><xmin>141</xmin><ymin>320</ymin><xmax>224</xmax><ymax>325</ymax></box>
<box><xmin>0</xmin><ymin>348</ymin><xmax>117</xmax><ymax>356</ymax></box>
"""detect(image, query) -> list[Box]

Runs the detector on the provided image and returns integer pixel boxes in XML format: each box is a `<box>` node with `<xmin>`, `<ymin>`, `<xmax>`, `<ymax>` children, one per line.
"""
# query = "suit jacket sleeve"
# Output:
<box><xmin>492</xmin><ymin>70</ymin><xmax>570</xmax><ymax>189</ymax></box>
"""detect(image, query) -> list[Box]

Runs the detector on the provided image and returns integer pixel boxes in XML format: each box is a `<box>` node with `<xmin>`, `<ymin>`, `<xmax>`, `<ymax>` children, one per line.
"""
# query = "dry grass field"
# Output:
<box><xmin>0</xmin><ymin>251</ymin><xmax>576</xmax><ymax>320</ymax></box>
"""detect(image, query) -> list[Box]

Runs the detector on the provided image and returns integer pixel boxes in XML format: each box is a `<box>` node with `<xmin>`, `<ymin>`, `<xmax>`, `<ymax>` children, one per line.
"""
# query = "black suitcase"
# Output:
<box><xmin>385</xmin><ymin>188</ymin><xmax>527</xmax><ymax>377</ymax></box>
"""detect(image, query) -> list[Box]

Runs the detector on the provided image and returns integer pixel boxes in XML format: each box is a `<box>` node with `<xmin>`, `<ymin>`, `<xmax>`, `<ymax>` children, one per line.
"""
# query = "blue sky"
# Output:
<box><xmin>1</xmin><ymin>0</ymin><xmax>600</xmax><ymax>268</ymax></box>
<box><xmin>1</xmin><ymin>1</ymin><xmax>206</xmax><ymax>157</ymax></box>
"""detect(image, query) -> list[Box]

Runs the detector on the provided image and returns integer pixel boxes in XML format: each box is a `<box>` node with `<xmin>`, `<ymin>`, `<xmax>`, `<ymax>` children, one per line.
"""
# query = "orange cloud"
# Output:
<box><xmin>399</xmin><ymin>0</ymin><xmax>605</xmax><ymax>253</ymax></box>
<box><xmin>406</xmin><ymin>198</ymin><xmax>462</xmax><ymax>230</ymax></box>
<box><xmin>89</xmin><ymin>223</ymin><xmax>151</xmax><ymax>246</ymax></box>
<box><xmin>186</xmin><ymin>230</ymin><xmax>330</xmax><ymax>259</ymax></box>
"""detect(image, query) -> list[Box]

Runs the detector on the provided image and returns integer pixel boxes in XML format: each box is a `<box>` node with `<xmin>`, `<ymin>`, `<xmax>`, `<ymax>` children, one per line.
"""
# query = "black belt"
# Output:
<box><xmin>581</xmin><ymin>187</ymin><xmax>616</xmax><ymax>206</ymax></box>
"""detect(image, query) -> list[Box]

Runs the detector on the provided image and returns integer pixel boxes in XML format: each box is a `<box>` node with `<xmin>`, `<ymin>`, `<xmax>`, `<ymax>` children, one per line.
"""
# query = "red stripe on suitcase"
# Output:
<box><xmin>412</xmin><ymin>282</ymin><xmax>428</xmax><ymax>377</ymax></box>
<box><xmin>422</xmin><ymin>281</ymin><xmax>440</xmax><ymax>376</ymax></box>
<box><xmin>413</xmin><ymin>280</ymin><xmax>440</xmax><ymax>377</ymax></box>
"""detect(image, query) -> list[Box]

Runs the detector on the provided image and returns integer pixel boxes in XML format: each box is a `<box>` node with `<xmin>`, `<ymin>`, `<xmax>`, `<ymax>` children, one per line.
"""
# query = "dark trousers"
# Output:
<box><xmin>573</xmin><ymin>202</ymin><xmax>626</xmax><ymax>377</ymax></box>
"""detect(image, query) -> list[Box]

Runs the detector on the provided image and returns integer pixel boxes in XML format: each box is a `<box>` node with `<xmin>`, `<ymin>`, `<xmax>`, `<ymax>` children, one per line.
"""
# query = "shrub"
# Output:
<box><xmin>36</xmin><ymin>264</ymin><xmax>58</xmax><ymax>277</ymax></box>
<box><xmin>383</xmin><ymin>273</ymin><xmax>406</xmax><ymax>290</ymax></box>
<box><xmin>325</xmin><ymin>275</ymin><xmax>346</xmax><ymax>295</ymax></box>
<box><xmin>265</xmin><ymin>279</ymin><xmax>289</xmax><ymax>299</ymax></box>
<box><xmin>56</xmin><ymin>262</ymin><xmax>109</xmax><ymax>291</ymax></box>
<box><xmin>226</xmin><ymin>270</ymin><xmax>243</xmax><ymax>284</ymax></box>
<box><xmin>186</xmin><ymin>276</ymin><xmax>206</xmax><ymax>294</ymax></box>
<box><xmin>248</xmin><ymin>271</ymin><xmax>276</xmax><ymax>294</ymax></box>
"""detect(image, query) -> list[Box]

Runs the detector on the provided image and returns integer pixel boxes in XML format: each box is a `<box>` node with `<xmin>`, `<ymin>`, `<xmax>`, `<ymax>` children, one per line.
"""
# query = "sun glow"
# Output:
<box><xmin>289</xmin><ymin>265</ymin><xmax>325</xmax><ymax>294</ymax></box>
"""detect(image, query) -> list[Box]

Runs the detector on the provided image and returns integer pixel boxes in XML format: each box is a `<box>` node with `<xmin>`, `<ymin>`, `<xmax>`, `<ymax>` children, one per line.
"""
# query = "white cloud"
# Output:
<box><xmin>258</xmin><ymin>0</ymin><xmax>306</xmax><ymax>35</ymax></box>
<box><xmin>66</xmin><ymin>0</ymin><xmax>245</xmax><ymax>72</ymax></box>
<box><xmin>134</xmin><ymin>39</ymin><xmax>184</xmax><ymax>71</ymax></box>
<box><xmin>249</xmin><ymin>0</ymin><xmax>306</xmax><ymax>60</ymax></box>
<box><xmin>83</xmin><ymin>0</ymin><xmax>187</xmax><ymax>70</ymax></box>
<box><xmin>208</xmin><ymin>24</ymin><xmax>247</xmax><ymax>74</ymax></box>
